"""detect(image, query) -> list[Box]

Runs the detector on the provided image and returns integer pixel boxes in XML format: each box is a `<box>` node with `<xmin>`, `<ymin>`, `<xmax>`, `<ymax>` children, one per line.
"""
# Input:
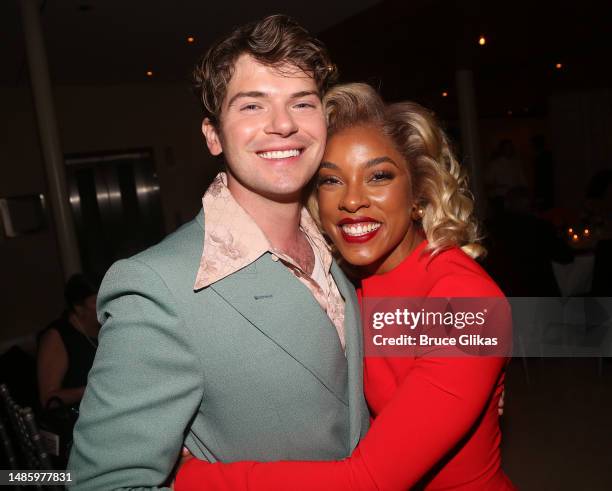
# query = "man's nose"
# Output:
<box><xmin>339</xmin><ymin>183</ymin><xmax>370</xmax><ymax>212</ymax></box>
<box><xmin>264</xmin><ymin>107</ymin><xmax>298</xmax><ymax>137</ymax></box>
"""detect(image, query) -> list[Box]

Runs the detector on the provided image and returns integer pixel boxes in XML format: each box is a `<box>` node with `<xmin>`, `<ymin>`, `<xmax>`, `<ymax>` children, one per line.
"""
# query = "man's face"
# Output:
<box><xmin>202</xmin><ymin>54</ymin><xmax>326</xmax><ymax>203</ymax></box>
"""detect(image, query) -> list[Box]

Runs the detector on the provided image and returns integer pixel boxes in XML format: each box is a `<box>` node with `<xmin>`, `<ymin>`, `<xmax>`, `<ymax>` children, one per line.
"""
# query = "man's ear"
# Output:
<box><xmin>202</xmin><ymin>118</ymin><xmax>223</xmax><ymax>156</ymax></box>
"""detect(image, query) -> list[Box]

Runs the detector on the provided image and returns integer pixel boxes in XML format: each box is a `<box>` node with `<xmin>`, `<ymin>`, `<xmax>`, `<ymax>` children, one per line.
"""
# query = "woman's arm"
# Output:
<box><xmin>37</xmin><ymin>328</ymin><xmax>85</xmax><ymax>407</ymax></box>
<box><xmin>175</xmin><ymin>355</ymin><xmax>505</xmax><ymax>491</ymax></box>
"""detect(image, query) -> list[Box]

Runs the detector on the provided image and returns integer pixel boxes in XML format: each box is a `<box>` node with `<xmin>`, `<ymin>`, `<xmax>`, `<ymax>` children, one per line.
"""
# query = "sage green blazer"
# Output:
<box><xmin>68</xmin><ymin>210</ymin><xmax>369</xmax><ymax>490</ymax></box>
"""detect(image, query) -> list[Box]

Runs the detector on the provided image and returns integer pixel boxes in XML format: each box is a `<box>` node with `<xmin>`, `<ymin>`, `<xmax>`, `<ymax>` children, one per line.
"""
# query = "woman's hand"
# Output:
<box><xmin>171</xmin><ymin>447</ymin><xmax>196</xmax><ymax>490</ymax></box>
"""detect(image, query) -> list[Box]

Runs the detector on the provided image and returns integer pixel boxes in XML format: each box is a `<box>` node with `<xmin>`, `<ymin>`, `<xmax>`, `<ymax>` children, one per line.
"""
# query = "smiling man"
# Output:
<box><xmin>68</xmin><ymin>15</ymin><xmax>369</xmax><ymax>490</ymax></box>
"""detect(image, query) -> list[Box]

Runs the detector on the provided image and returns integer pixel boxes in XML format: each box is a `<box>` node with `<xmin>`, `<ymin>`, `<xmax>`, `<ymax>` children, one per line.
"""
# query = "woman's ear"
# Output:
<box><xmin>411</xmin><ymin>204</ymin><xmax>425</xmax><ymax>221</ymax></box>
<box><xmin>202</xmin><ymin>118</ymin><xmax>223</xmax><ymax>156</ymax></box>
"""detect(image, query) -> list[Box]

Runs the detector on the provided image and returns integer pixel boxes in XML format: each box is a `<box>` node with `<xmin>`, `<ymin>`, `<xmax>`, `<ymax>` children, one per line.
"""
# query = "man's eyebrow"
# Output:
<box><xmin>226</xmin><ymin>90</ymin><xmax>320</xmax><ymax>108</ymax></box>
<box><xmin>290</xmin><ymin>90</ymin><xmax>319</xmax><ymax>99</ymax></box>
<box><xmin>319</xmin><ymin>156</ymin><xmax>398</xmax><ymax>170</ymax></box>
<box><xmin>226</xmin><ymin>91</ymin><xmax>267</xmax><ymax>107</ymax></box>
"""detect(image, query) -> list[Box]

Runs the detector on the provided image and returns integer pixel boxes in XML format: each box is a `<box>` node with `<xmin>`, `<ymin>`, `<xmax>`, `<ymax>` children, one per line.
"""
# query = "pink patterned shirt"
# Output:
<box><xmin>193</xmin><ymin>173</ymin><xmax>345</xmax><ymax>349</ymax></box>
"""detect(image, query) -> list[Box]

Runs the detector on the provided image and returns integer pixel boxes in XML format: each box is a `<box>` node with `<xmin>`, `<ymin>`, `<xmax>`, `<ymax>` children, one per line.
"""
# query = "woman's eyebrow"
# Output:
<box><xmin>320</xmin><ymin>161</ymin><xmax>339</xmax><ymax>170</ymax></box>
<box><xmin>320</xmin><ymin>156</ymin><xmax>398</xmax><ymax>170</ymax></box>
<box><xmin>364</xmin><ymin>156</ymin><xmax>398</xmax><ymax>168</ymax></box>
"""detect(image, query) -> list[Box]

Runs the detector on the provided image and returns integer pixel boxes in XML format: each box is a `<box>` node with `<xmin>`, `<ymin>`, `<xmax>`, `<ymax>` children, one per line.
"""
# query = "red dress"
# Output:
<box><xmin>176</xmin><ymin>240</ymin><xmax>515</xmax><ymax>490</ymax></box>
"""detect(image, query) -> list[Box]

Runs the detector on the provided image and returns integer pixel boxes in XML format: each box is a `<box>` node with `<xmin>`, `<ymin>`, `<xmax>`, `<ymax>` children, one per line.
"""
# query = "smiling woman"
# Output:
<box><xmin>316</xmin><ymin>124</ymin><xmax>420</xmax><ymax>274</ymax></box>
<box><xmin>310</xmin><ymin>83</ymin><xmax>483</xmax><ymax>275</ymax></box>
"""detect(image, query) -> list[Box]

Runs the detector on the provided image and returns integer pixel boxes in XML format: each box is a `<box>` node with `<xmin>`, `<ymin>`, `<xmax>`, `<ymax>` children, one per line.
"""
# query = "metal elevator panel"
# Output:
<box><xmin>66</xmin><ymin>150</ymin><xmax>164</xmax><ymax>284</ymax></box>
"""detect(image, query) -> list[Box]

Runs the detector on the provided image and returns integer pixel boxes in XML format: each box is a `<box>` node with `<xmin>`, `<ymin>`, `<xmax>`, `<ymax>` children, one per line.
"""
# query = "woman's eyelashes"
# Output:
<box><xmin>318</xmin><ymin>169</ymin><xmax>395</xmax><ymax>187</ymax></box>
<box><xmin>317</xmin><ymin>175</ymin><xmax>341</xmax><ymax>186</ymax></box>
<box><xmin>370</xmin><ymin>170</ymin><xmax>395</xmax><ymax>182</ymax></box>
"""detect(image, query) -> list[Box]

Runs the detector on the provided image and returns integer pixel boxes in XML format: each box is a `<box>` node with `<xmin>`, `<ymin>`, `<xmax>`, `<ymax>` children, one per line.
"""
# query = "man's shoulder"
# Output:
<box><xmin>102</xmin><ymin>213</ymin><xmax>204</xmax><ymax>292</ymax></box>
<box><xmin>133</xmin><ymin>213</ymin><xmax>203</xmax><ymax>268</ymax></box>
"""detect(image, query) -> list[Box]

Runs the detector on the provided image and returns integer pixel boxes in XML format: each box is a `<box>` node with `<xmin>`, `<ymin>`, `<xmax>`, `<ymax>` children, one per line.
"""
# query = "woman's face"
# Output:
<box><xmin>317</xmin><ymin>124</ymin><xmax>422</xmax><ymax>275</ymax></box>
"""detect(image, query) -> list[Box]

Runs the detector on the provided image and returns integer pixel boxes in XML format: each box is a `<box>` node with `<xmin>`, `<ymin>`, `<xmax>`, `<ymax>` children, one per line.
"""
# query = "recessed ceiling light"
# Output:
<box><xmin>146</xmin><ymin>70</ymin><xmax>154</xmax><ymax>77</ymax></box>
<box><xmin>187</xmin><ymin>36</ymin><xmax>195</xmax><ymax>44</ymax></box>
<box><xmin>555</xmin><ymin>63</ymin><xmax>563</xmax><ymax>69</ymax></box>
<box><xmin>442</xmin><ymin>91</ymin><xmax>448</xmax><ymax>97</ymax></box>
<box><xmin>478</xmin><ymin>35</ymin><xmax>486</xmax><ymax>46</ymax></box>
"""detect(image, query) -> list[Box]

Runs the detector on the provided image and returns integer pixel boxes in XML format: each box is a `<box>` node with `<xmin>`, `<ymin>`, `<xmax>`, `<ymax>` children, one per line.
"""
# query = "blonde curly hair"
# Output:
<box><xmin>308</xmin><ymin>83</ymin><xmax>484</xmax><ymax>259</ymax></box>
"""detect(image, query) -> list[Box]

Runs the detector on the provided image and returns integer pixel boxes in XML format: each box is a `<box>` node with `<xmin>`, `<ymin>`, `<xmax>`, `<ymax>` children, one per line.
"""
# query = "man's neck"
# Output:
<box><xmin>227</xmin><ymin>179</ymin><xmax>303</xmax><ymax>252</ymax></box>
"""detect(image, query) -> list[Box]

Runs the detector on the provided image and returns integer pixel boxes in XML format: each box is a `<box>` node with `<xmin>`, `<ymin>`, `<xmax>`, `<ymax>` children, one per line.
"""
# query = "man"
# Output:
<box><xmin>68</xmin><ymin>15</ymin><xmax>369</xmax><ymax>490</ymax></box>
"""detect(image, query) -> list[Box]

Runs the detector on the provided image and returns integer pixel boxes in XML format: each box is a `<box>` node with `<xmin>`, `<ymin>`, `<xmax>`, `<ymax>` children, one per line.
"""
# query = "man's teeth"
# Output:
<box><xmin>258</xmin><ymin>149</ymin><xmax>301</xmax><ymax>159</ymax></box>
<box><xmin>341</xmin><ymin>222</ymin><xmax>381</xmax><ymax>236</ymax></box>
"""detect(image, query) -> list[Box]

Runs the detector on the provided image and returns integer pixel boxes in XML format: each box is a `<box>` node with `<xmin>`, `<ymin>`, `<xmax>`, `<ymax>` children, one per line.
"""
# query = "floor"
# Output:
<box><xmin>501</xmin><ymin>358</ymin><xmax>612</xmax><ymax>490</ymax></box>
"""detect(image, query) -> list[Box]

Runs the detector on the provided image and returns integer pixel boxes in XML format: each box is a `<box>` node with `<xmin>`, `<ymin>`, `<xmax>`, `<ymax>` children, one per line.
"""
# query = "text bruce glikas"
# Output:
<box><xmin>369</xmin><ymin>308</ymin><xmax>500</xmax><ymax>348</ymax></box>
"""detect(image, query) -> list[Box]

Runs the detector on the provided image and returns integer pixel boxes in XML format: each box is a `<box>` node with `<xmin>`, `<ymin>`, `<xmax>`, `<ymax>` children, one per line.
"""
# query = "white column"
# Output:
<box><xmin>455</xmin><ymin>69</ymin><xmax>486</xmax><ymax>216</ymax></box>
<box><xmin>19</xmin><ymin>0</ymin><xmax>81</xmax><ymax>278</ymax></box>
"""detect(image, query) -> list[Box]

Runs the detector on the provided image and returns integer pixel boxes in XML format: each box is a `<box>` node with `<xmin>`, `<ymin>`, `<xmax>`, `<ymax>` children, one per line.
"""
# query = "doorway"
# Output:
<box><xmin>65</xmin><ymin>149</ymin><xmax>164</xmax><ymax>284</ymax></box>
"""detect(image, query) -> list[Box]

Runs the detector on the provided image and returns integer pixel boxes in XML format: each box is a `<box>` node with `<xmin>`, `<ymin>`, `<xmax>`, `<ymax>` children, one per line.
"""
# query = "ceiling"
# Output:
<box><xmin>2</xmin><ymin>0</ymin><xmax>383</xmax><ymax>85</ymax></box>
<box><xmin>3</xmin><ymin>0</ymin><xmax>612</xmax><ymax>119</ymax></box>
<box><xmin>321</xmin><ymin>0</ymin><xmax>612</xmax><ymax>118</ymax></box>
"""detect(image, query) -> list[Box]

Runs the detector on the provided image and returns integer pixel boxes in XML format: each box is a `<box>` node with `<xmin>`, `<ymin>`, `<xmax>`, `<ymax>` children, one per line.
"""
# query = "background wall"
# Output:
<box><xmin>550</xmin><ymin>89</ymin><xmax>612</xmax><ymax>210</ymax></box>
<box><xmin>0</xmin><ymin>82</ymin><xmax>219</xmax><ymax>345</ymax></box>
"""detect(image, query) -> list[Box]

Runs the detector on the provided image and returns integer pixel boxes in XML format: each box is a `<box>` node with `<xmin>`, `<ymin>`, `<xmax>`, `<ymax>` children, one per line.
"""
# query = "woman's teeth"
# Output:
<box><xmin>341</xmin><ymin>222</ymin><xmax>381</xmax><ymax>236</ymax></box>
<box><xmin>257</xmin><ymin>149</ymin><xmax>301</xmax><ymax>159</ymax></box>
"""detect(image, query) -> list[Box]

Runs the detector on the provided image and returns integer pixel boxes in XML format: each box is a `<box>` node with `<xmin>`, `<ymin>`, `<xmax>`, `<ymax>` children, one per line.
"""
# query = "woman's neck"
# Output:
<box><xmin>363</xmin><ymin>231</ymin><xmax>425</xmax><ymax>277</ymax></box>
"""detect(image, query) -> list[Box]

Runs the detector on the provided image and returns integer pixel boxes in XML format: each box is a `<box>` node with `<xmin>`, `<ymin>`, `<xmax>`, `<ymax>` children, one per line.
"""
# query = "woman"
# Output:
<box><xmin>176</xmin><ymin>83</ymin><xmax>515</xmax><ymax>490</ymax></box>
<box><xmin>37</xmin><ymin>274</ymin><xmax>100</xmax><ymax>408</ymax></box>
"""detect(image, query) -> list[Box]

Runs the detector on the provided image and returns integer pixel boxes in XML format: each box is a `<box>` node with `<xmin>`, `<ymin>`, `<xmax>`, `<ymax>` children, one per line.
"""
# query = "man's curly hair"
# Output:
<box><xmin>193</xmin><ymin>14</ymin><xmax>338</xmax><ymax>126</ymax></box>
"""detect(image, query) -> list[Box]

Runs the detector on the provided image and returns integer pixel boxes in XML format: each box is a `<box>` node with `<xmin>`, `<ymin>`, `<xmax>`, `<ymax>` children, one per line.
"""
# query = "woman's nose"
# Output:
<box><xmin>339</xmin><ymin>183</ymin><xmax>369</xmax><ymax>212</ymax></box>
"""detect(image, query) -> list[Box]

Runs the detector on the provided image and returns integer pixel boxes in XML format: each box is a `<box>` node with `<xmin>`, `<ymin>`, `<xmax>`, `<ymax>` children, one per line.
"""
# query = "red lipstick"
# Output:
<box><xmin>337</xmin><ymin>217</ymin><xmax>382</xmax><ymax>244</ymax></box>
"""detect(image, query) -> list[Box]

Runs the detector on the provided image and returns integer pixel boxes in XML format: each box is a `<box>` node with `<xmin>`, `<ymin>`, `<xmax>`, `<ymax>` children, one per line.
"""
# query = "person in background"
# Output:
<box><xmin>485</xmin><ymin>139</ymin><xmax>527</xmax><ymax>214</ymax></box>
<box><xmin>37</xmin><ymin>274</ymin><xmax>99</xmax><ymax>409</ymax></box>
<box><xmin>531</xmin><ymin>134</ymin><xmax>555</xmax><ymax>211</ymax></box>
<box><xmin>587</xmin><ymin>169</ymin><xmax>612</xmax><ymax>295</ymax></box>
<box><xmin>483</xmin><ymin>186</ymin><xmax>573</xmax><ymax>296</ymax></box>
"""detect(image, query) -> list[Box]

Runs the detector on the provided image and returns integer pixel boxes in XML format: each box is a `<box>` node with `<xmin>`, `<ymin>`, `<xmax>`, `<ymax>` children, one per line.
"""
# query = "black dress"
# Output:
<box><xmin>47</xmin><ymin>315</ymin><xmax>97</xmax><ymax>389</ymax></box>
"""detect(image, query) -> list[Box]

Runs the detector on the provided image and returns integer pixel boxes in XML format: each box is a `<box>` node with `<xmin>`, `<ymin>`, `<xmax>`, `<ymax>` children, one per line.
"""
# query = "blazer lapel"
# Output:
<box><xmin>331</xmin><ymin>261</ymin><xmax>368</xmax><ymax>451</ymax></box>
<box><xmin>209</xmin><ymin>254</ymin><xmax>348</xmax><ymax>404</ymax></box>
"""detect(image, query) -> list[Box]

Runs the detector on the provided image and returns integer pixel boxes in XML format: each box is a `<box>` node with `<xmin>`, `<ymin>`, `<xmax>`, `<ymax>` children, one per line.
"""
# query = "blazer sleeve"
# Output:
<box><xmin>175</xmin><ymin>277</ymin><xmax>507</xmax><ymax>491</ymax></box>
<box><xmin>68</xmin><ymin>258</ymin><xmax>204</xmax><ymax>491</ymax></box>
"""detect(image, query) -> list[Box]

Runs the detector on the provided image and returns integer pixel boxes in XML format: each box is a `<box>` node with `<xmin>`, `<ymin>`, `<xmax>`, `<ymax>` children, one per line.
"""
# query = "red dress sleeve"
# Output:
<box><xmin>175</xmin><ymin>276</ymin><xmax>509</xmax><ymax>491</ymax></box>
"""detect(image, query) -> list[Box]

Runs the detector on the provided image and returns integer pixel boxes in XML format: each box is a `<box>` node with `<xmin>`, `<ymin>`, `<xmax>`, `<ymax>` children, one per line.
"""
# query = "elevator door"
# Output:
<box><xmin>66</xmin><ymin>150</ymin><xmax>164</xmax><ymax>284</ymax></box>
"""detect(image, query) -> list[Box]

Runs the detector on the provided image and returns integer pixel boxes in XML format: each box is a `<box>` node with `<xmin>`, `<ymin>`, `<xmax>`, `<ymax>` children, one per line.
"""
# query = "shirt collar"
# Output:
<box><xmin>194</xmin><ymin>172</ymin><xmax>332</xmax><ymax>290</ymax></box>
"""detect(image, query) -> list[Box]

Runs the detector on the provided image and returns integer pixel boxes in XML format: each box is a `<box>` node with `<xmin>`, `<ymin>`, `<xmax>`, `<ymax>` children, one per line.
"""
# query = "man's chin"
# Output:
<box><xmin>259</xmin><ymin>186</ymin><xmax>305</xmax><ymax>204</ymax></box>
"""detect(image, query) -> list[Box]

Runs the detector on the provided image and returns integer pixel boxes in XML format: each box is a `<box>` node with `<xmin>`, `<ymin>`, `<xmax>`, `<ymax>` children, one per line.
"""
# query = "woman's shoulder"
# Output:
<box><xmin>422</xmin><ymin>246</ymin><xmax>504</xmax><ymax>297</ymax></box>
